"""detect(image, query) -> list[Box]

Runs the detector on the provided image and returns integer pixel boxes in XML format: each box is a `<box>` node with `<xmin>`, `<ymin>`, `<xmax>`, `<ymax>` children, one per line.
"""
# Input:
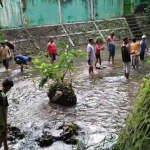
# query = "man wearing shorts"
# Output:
<box><xmin>0</xmin><ymin>41</ymin><xmax>11</xmax><ymax>72</ymax></box>
<box><xmin>47</xmin><ymin>38</ymin><xmax>57</xmax><ymax>64</ymax></box>
<box><xmin>107</xmin><ymin>31</ymin><xmax>116</xmax><ymax>66</ymax></box>
<box><xmin>0</xmin><ymin>79</ymin><xmax>14</xmax><ymax>150</ymax></box>
<box><xmin>87</xmin><ymin>38</ymin><xmax>95</xmax><ymax>75</ymax></box>
<box><xmin>14</xmin><ymin>54</ymin><xmax>32</xmax><ymax>72</ymax></box>
<box><xmin>121</xmin><ymin>37</ymin><xmax>134</xmax><ymax>80</ymax></box>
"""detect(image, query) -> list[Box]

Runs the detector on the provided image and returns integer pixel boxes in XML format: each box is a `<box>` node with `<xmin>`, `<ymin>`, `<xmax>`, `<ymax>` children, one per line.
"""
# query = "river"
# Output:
<box><xmin>0</xmin><ymin>40</ymin><xmax>150</xmax><ymax>150</ymax></box>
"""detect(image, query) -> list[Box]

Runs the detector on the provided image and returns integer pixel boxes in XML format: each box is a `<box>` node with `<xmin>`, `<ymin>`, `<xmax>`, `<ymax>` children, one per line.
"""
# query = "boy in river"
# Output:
<box><xmin>95</xmin><ymin>39</ymin><xmax>104</xmax><ymax>69</ymax></box>
<box><xmin>0</xmin><ymin>41</ymin><xmax>11</xmax><ymax>72</ymax></box>
<box><xmin>0</xmin><ymin>79</ymin><xmax>14</xmax><ymax>150</ymax></box>
<box><xmin>87</xmin><ymin>38</ymin><xmax>95</xmax><ymax>75</ymax></box>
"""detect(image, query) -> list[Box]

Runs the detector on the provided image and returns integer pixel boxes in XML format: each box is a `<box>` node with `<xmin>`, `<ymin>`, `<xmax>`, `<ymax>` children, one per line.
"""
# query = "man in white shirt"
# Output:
<box><xmin>87</xmin><ymin>38</ymin><xmax>95</xmax><ymax>75</ymax></box>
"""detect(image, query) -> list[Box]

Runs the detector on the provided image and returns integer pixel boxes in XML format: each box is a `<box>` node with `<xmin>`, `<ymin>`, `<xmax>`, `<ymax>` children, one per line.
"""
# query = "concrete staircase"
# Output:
<box><xmin>125</xmin><ymin>15</ymin><xmax>143</xmax><ymax>40</ymax></box>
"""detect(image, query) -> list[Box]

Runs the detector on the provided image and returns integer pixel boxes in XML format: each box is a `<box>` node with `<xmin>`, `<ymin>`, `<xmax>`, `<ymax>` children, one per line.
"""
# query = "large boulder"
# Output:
<box><xmin>48</xmin><ymin>83</ymin><xmax>77</xmax><ymax>106</ymax></box>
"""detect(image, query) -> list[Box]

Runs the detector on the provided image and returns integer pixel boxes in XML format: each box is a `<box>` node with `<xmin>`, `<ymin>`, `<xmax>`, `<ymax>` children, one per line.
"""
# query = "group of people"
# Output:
<box><xmin>0</xmin><ymin>41</ymin><xmax>32</xmax><ymax>72</ymax></box>
<box><xmin>87</xmin><ymin>32</ymin><xmax>148</xmax><ymax>79</ymax></box>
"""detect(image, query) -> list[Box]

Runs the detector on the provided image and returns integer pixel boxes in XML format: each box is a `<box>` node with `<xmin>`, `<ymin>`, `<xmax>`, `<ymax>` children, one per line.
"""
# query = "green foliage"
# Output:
<box><xmin>32</xmin><ymin>42</ymin><xmax>86</xmax><ymax>88</ymax></box>
<box><xmin>0</xmin><ymin>31</ymin><xmax>6</xmax><ymax>42</ymax></box>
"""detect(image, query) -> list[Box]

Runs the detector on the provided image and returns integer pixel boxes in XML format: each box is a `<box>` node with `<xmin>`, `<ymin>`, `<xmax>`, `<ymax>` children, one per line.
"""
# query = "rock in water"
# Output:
<box><xmin>48</xmin><ymin>84</ymin><xmax>77</xmax><ymax>106</ymax></box>
<box><xmin>36</xmin><ymin>130</ymin><xmax>54</xmax><ymax>147</ymax></box>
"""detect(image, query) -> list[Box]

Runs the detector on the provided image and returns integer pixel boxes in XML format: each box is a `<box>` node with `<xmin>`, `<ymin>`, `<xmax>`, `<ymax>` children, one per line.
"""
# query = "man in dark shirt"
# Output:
<box><xmin>121</xmin><ymin>37</ymin><xmax>134</xmax><ymax>80</ymax></box>
<box><xmin>0</xmin><ymin>79</ymin><xmax>14</xmax><ymax>150</ymax></box>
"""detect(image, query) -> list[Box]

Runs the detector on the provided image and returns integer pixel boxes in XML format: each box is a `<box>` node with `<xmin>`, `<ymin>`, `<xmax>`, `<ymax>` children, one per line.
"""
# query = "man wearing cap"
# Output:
<box><xmin>87</xmin><ymin>38</ymin><xmax>95</xmax><ymax>75</ymax></box>
<box><xmin>106</xmin><ymin>31</ymin><xmax>116</xmax><ymax>66</ymax></box>
<box><xmin>0</xmin><ymin>79</ymin><xmax>14</xmax><ymax>150</ymax></box>
<box><xmin>0</xmin><ymin>41</ymin><xmax>11</xmax><ymax>71</ymax></box>
<box><xmin>140</xmin><ymin>35</ymin><xmax>148</xmax><ymax>61</ymax></box>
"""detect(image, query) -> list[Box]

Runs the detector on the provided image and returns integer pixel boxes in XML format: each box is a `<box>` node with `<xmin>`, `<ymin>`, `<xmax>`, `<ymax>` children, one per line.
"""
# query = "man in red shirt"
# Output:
<box><xmin>46</xmin><ymin>38</ymin><xmax>57</xmax><ymax>64</ymax></box>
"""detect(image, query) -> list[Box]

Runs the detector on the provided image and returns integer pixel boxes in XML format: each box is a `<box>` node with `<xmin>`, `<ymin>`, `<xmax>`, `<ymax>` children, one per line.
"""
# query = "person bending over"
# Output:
<box><xmin>14</xmin><ymin>54</ymin><xmax>32</xmax><ymax>72</ymax></box>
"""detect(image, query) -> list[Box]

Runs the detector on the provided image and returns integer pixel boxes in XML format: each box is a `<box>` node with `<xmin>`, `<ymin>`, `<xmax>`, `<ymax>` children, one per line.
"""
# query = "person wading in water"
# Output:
<box><xmin>0</xmin><ymin>79</ymin><xmax>14</xmax><ymax>150</ymax></box>
<box><xmin>87</xmin><ymin>38</ymin><xmax>95</xmax><ymax>75</ymax></box>
<box><xmin>106</xmin><ymin>31</ymin><xmax>116</xmax><ymax>67</ymax></box>
<box><xmin>0</xmin><ymin>41</ymin><xmax>11</xmax><ymax>72</ymax></box>
<box><xmin>95</xmin><ymin>39</ymin><xmax>104</xmax><ymax>69</ymax></box>
<box><xmin>46</xmin><ymin>38</ymin><xmax>57</xmax><ymax>64</ymax></box>
<box><xmin>121</xmin><ymin>37</ymin><xmax>134</xmax><ymax>80</ymax></box>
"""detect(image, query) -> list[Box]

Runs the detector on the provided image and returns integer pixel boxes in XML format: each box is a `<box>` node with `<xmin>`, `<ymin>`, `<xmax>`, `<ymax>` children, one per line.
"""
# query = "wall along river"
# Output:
<box><xmin>0</xmin><ymin>41</ymin><xmax>150</xmax><ymax>150</ymax></box>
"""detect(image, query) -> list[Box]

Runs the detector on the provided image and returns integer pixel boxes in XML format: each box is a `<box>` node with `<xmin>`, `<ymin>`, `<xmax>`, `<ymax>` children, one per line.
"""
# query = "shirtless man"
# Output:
<box><xmin>106</xmin><ymin>31</ymin><xmax>116</xmax><ymax>66</ymax></box>
<box><xmin>0</xmin><ymin>41</ymin><xmax>11</xmax><ymax>71</ymax></box>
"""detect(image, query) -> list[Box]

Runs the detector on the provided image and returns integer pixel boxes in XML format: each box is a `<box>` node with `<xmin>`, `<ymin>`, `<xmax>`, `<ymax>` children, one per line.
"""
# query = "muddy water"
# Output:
<box><xmin>0</xmin><ymin>41</ymin><xmax>150</xmax><ymax>150</ymax></box>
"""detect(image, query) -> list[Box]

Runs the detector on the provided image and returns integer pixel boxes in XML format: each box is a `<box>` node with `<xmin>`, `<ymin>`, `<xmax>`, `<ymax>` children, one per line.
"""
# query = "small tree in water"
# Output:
<box><xmin>32</xmin><ymin>42</ymin><xmax>85</xmax><ymax>106</ymax></box>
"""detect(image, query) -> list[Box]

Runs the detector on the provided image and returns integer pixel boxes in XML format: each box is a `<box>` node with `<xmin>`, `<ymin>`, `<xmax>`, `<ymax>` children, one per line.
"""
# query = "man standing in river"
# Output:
<box><xmin>140</xmin><ymin>35</ymin><xmax>148</xmax><ymax>61</ymax></box>
<box><xmin>87</xmin><ymin>38</ymin><xmax>95</xmax><ymax>75</ymax></box>
<box><xmin>0</xmin><ymin>41</ymin><xmax>11</xmax><ymax>72</ymax></box>
<box><xmin>46</xmin><ymin>38</ymin><xmax>57</xmax><ymax>64</ymax></box>
<box><xmin>107</xmin><ymin>31</ymin><xmax>116</xmax><ymax>67</ymax></box>
<box><xmin>0</xmin><ymin>79</ymin><xmax>14</xmax><ymax>150</ymax></box>
<box><xmin>121</xmin><ymin>37</ymin><xmax>134</xmax><ymax>80</ymax></box>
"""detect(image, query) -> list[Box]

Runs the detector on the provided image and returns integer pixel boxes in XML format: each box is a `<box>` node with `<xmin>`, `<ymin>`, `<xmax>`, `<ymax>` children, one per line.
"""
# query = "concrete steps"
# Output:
<box><xmin>125</xmin><ymin>15</ymin><xmax>143</xmax><ymax>40</ymax></box>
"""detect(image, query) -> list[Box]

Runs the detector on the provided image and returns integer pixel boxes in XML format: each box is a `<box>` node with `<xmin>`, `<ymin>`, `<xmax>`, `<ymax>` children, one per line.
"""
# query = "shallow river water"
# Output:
<box><xmin>0</xmin><ymin>41</ymin><xmax>150</xmax><ymax>150</ymax></box>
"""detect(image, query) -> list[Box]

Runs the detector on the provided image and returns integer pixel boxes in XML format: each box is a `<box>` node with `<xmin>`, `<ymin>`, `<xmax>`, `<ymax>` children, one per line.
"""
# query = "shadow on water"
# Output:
<box><xmin>0</xmin><ymin>41</ymin><xmax>150</xmax><ymax>150</ymax></box>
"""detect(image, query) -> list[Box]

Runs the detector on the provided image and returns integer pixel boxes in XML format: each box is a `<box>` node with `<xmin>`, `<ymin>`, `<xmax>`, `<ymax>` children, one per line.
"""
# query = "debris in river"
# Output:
<box><xmin>7</xmin><ymin>126</ymin><xmax>25</xmax><ymax>143</ymax></box>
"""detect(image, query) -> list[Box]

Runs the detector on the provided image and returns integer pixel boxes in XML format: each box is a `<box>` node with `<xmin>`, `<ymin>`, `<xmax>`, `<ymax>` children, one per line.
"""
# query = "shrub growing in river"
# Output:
<box><xmin>32</xmin><ymin>42</ymin><xmax>85</xmax><ymax>106</ymax></box>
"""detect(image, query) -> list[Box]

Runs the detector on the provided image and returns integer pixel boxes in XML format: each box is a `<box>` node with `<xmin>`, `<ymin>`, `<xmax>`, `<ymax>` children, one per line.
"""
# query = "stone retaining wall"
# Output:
<box><xmin>0</xmin><ymin>18</ymin><xmax>133</xmax><ymax>54</ymax></box>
